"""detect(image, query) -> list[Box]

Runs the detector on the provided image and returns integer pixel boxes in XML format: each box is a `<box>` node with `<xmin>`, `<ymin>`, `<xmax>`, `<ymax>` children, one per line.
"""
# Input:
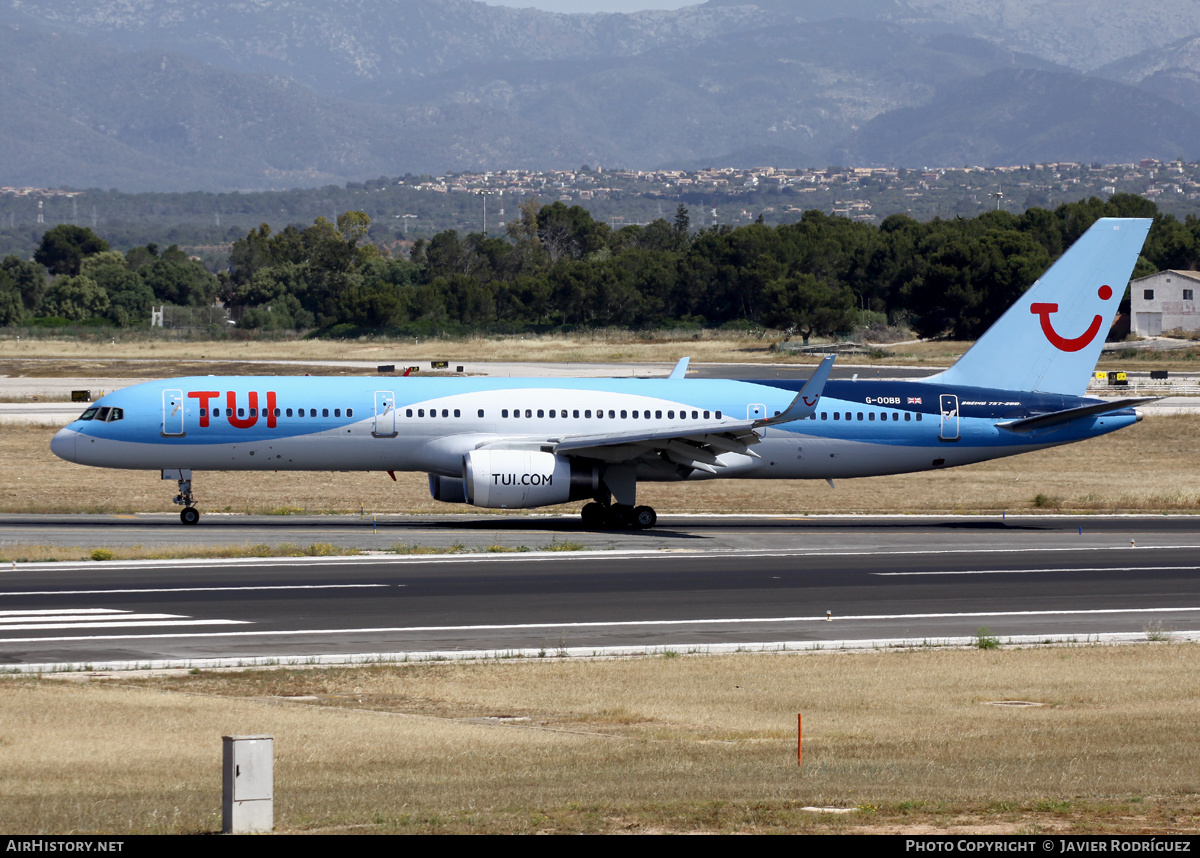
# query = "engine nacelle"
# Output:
<box><xmin>462</xmin><ymin>449</ymin><xmax>595</xmax><ymax>509</ymax></box>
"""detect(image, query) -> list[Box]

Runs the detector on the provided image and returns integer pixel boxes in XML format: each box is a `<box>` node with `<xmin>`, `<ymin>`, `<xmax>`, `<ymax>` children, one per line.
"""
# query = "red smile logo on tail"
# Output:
<box><xmin>1030</xmin><ymin>285</ymin><xmax>1113</xmax><ymax>352</ymax></box>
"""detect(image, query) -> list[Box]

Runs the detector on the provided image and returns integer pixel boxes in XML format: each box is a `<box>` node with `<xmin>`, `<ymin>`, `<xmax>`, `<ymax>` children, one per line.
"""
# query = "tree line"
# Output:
<box><xmin>4</xmin><ymin>193</ymin><xmax>1198</xmax><ymax>339</ymax></box>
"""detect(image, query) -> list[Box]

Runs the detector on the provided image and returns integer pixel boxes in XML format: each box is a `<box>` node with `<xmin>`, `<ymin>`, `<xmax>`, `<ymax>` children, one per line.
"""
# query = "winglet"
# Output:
<box><xmin>668</xmin><ymin>357</ymin><xmax>690</xmax><ymax>380</ymax></box>
<box><xmin>755</xmin><ymin>355</ymin><xmax>836</xmax><ymax>427</ymax></box>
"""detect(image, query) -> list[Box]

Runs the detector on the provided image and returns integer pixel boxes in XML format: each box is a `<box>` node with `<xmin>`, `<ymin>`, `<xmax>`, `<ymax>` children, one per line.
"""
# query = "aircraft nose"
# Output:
<box><xmin>50</xmin><ymin>427</ymin><xmax>77</xmax><ymax>463</ymax></box>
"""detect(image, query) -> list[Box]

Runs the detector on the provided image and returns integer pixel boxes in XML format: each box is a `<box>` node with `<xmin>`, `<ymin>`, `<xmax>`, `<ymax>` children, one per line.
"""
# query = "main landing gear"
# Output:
<box><xmin>167</xmin><ymin>469</ymin><xmax>200</xmax><ymax>525</ymax></box>
<box><xmin>581</xmin><ymin>502</ymin><xmax>657</xmax><ymax>530</ymax></box>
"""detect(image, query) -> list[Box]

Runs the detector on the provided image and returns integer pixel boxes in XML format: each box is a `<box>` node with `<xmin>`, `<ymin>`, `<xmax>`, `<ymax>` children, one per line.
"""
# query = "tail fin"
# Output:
<box><xmin>928</xmin><ymin>217</ymin><xmax>1151</xmax><ymax>396</ymax></box>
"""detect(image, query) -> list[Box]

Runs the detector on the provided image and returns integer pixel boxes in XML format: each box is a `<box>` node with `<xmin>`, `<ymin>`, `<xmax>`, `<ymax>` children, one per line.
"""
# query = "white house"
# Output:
<box><xmin>1129</xmin><ymin>270</ymin><xmax>1200</xmax><ymax>336</ymax></box>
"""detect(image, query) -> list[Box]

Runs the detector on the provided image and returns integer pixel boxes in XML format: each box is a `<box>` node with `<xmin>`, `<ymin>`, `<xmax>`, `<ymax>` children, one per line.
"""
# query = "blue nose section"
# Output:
<box><xmin>50</xmin><ymin>427</ymin><xmax>77</xmax><ymax>463</ymax></box>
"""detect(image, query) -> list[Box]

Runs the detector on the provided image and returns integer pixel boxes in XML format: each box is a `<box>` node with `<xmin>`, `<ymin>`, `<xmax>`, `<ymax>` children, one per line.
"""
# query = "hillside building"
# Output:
<box><xmin>1130</xmin><ymin>270</ymin><xmax>1200</xmax><ymax>336</ymax></box>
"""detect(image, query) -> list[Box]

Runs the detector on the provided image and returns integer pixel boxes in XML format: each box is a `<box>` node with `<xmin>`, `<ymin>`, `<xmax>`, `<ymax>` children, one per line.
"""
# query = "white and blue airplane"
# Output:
<box><xmin>51</xmin><ymin>217</ymin><xmax>1154</xmax><ymax>528</ymax></box>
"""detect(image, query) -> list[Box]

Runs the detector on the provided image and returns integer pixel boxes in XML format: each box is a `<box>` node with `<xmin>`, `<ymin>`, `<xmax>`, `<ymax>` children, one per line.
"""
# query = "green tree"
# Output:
<box><xmin>33</xmin><ymin>225</ymin><xmax>109</xmax><ymax>277</ymax></box>
<box><xmin>40</xmin><ymin>275</ymin><xmax>110</xmax><ymax>321</ymax></box>
<box><xmin>761</xmin><ymin>274</ymin><xmax>856</xmax><ymax>344</ymax></box>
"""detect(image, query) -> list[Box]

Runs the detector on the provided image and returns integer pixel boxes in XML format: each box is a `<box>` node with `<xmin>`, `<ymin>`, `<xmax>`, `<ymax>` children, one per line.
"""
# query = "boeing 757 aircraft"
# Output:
<box><xmin>51</xmin><ymin>218</ymin><xmax>1154</xmax><ymax>528</ymax></box>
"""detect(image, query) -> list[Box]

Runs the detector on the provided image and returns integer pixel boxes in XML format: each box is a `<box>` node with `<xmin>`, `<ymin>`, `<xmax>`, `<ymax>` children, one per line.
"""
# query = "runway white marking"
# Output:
<box><xmin>10</xmin><ymin>544</ymin><xmax>1200</xmax><ymax>573</ymax></box>
<box><xmin>2</xmin><ymin>606</ymin><xmax>1197</xmax><ymax>645</ymax></box>
<box><xmin>0</xmin><ymin>608</ymin><xmax>248</xmax><ymax>633</ymax></box>
<box><xmin>0</xmin><ymin>584</ymin><xmax>390</xmax><ymax>597</ymax></box>
<box><xmin>875</xmin><ymin>565</ymin><xmax>1200</xmax><ymax>576</ymax></box>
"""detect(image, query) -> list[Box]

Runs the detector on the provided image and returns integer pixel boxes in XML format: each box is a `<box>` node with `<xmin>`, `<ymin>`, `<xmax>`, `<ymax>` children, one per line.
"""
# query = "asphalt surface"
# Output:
<box><xmin>2</xmin><ymin>514</ymin><xmax>1197</xmax><ymax>670</ymax></box>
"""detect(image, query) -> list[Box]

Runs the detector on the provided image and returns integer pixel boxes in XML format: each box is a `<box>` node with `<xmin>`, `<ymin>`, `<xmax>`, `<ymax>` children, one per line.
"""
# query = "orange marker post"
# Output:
<box><xmin>797</xmin><ymin>713</ymin><xmax>802</xmax><ymax>765</ymax></box>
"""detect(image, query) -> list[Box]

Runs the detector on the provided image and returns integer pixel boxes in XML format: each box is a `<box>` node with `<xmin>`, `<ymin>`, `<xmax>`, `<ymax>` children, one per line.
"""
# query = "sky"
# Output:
<box><xmin>483</xmin><ymin>1</ymin><xmax>699</xmax><ymax>13</ymax></box>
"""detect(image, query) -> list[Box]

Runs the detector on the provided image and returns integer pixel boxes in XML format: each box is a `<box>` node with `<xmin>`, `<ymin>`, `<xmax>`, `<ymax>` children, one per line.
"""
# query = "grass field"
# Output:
<box><xmin>3</xmin><ymin>646</ymin><xmax>1198</xmax><ymax>834</ymax></box>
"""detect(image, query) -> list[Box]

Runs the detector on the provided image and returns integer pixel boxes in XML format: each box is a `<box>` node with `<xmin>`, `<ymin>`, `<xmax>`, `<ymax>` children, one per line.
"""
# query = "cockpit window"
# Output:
<box><xmin>78</xmin><ymin>406</ymin><xmax>123</xmax><ymax>422</ymax></box>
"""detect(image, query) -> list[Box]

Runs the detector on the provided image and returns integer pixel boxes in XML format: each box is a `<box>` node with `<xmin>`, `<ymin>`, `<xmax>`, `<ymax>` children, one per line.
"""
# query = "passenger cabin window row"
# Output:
<box><xmin>495</xmin><ymin>408</ymin><xmax>719</xmax><ymax>420</ymax></box>
<box><xmin>812</xmin><ymin>411</ymin><xmax>922</xmax><ymax>422</ymax></box>
<box><xmin>197</xmin><ymin>408</ymin><xmax>355</xmax><ymax>418</ymax></box>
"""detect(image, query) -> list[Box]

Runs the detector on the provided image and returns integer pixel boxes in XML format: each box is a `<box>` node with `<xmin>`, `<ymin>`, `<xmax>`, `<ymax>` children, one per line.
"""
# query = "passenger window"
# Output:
<box><xmin>454</xmin><ymin>409</ymin><xmax>460</xmax><ymax>418</ymax></box>
<box><xmin>406</xmin><ymin>409</ymin><xmax>412</xmax><ymax>417</ymax></box>
<box><xmin>322</xmin><ymin>408</ymin><xmax>329</xmax><ymax>418</ymax></box>
<box><xmin>668</xmin><ymin>410</ymin><xmax>675</xmax><ymax>419</ymax></box>
<box><xmin>287</xmin><ymin>408</ymin><xmax>293</xmax><ymax>417</ymax></box>
<box><xmin>200</xmin><ymin>408</ymin><xmax>207</xmax><ymax>417</ymax></box>
<box><xmin>549</xmin><ymin>410</ymin><xmax>556</xmax><ymax>418</ymax></box>
<box><xmin>585</xmin><ymin>410</ymin><xmax>592</xmax><ymax>418</ymax></box>
<box><xmin>620</xmin><ymin>410</ymin><xmax>627</xmax><ymax>419</ymax></box>
<box><xmin>334</xmin><ymin>409</ymin><xmax>341</xmax><ymax>417</ymax></box>
<box><xmin>692</xmin><ymin>410</ymin><xmax>698</xmax><ymax>419</ymax></box>
<box><xmin>857</xmin><ymin>412</ymin><xmax>863</xmax><ymax>421</ymax></box>
<box><xmin>656</xmin><ymin>410</ymin><xmax>662</xmax><ymax>419</ymax></box>
<box><xmin>868</xmin><ymin>412</ymin><xmax>875</xmax><ymax>421</ymax></box>
<box><xmin>250</xmin><ymin>408</ymin><xmax>257</xmax><ymax>417</ymax></box>
<box><xmin>609</xmin><ymin>410</ymin><xmax>616</xmax><ymax>419</ymax></box>
<box><xmin>502</xmin><ymin>409</ymin><xmax>509</xmax><ymax>418</ymax></box>
<box><xmin>703</xmin><ymin>410</ymin><xmax>709</xmax><ymax>419</ymax></box>
<box><xmin>834</xmin><ymin>412</ymin><xmax>840</xmax><ymax>420</ymax></box>
<box><xmin>821</xmin><ymin>412</ymin><xmax>827</xmax><ymax>420</ymax></box>
<box><xmin>716</xmin><ymin>411</ymin><xmax>722</xmax><ymax>419</ymax></box>
<box><xmin>418</xmin><ymin>409</ymin><xmax>425</xmax><ymax>417</ymax></box>
<box><xmin>525</xmin><ymin>409</ymin><xmax>532</xmax><ymax>418</ymax></box>
<box><xmin>347</xmin><ymin>409</ymin><xmax>353</xmax><ymax>417</ymax></box>
<box><xmin>904</xmin><ymin>413</ymin><xmax>911</xmax><ymax>421</ymax></box>
<box><xmin>478</xmin><ymin>409</ymin><xmax>484</xmax><ymax>418</ymax></box>
<box><xmin>237</xmin><ymin>408</ymin><xmax>245</xmax><ymax>418</ymax></box>
<box><xmin>573</xmin><ymin>410</ymin><xmax>580</xmax><ymax>418</ymax></box>
<box><xmin>917</xmin><ymin>413</ymin><xmax>923</xmax><ymax>421</ymax></box>
<box><xmin>537</xmin><ymin>409</ymin><xmax>545</xmax><ymax>418</ymax></box>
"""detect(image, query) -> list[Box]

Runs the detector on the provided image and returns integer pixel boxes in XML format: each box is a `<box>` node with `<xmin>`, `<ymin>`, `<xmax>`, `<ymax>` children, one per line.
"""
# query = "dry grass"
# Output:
<box><xmin>8</xmin><ymin>331</ymin><xmax>1200</xmax><ymax>372</ymax></box>
<box><xmin>0</xmin><ymin>330</ymin><xmax>819</xmax><ymax>367</ymax></box>
<box><xmin>0</xmin><ymin>542</ymin><xmax>358</xmax><ymax>563</ymax></box>
<box><xmin>8</xmin><ymin>414</ymin><xmax>1200</xmax><ymax>518</ymax></box>
<box><xmin>2</xmin><ymin>646</ymin><xmax>1198</xmax><ymax>833</ymax></box>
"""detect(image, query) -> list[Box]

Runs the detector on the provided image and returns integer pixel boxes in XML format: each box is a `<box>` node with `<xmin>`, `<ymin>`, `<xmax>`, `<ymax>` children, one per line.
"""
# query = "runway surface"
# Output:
<box><xmin>2</xmin><ymin>514</ymin><xmax>1198</xmax><ymax>671</ymax></box>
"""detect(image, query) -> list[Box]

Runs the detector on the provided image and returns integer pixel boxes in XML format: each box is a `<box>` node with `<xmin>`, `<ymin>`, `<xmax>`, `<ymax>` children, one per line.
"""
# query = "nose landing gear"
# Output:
<box><xmin>164</xmin><ymin>468</ymin><xmax>200</xmax><ymax>525</ymax></box>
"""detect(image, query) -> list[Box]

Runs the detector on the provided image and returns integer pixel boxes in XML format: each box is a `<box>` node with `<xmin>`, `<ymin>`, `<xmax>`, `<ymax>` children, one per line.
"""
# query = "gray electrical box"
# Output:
<box><xmin>222</xmin><ymin>735</ymin><xmax>274</xmax><ymax>833</ymax></box>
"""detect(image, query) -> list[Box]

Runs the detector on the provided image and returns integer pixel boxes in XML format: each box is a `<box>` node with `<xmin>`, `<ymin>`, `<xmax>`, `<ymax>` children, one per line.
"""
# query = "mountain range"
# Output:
<box><xmin>4</xmin><ymin>0</ymin><xmax>1200</xmax><ymax>191</ymax></box>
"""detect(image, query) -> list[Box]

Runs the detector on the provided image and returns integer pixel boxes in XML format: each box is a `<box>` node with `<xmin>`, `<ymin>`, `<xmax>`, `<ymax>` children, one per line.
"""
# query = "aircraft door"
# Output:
<box><xmin>747</xmin><ymin>403</ymin><xmax>766</xmax><ymax>420</ymax></box>
<box><xmin>939</xmin><ymin>394</ymin><xmax>960</xmax><ymax>441</ymax></box>
<box><xmin>373</xmin><ymin>390</ymin><xmax>397</xmax><ymax>438</ymax></box>
<box><xmin>162</xmin><ymin>388</ymin><xmax>185</xmax><ymax>437</ymax></box>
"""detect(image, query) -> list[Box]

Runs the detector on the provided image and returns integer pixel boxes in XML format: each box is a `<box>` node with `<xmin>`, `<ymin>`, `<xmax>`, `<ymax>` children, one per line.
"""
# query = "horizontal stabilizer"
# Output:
<box><xmin>755</xmin><ymin>355</ymin><xmax>836</xmax><ymax>427</ymax></box>
<box><xmin>996</xmin><ymin>397</ymin><xmax>1157</xmax><ymax>433</ymax></box>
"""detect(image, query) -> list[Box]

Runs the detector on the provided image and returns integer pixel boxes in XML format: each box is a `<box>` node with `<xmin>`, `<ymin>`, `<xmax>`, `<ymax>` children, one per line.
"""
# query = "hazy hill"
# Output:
<box><xmin>840</xmin><ymin>68</ymin><xmax>1200</xmax><ymax>167</ymax></box>
<box><xmin>3</xmin><ymin>0</ymin><xmax>1200</xmax><ymax>191</ymax></box>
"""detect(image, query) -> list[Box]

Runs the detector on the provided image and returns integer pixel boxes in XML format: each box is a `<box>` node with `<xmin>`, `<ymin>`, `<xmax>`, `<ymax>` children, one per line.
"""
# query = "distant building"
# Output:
<box><xmin>1130</xmin><ymin>270</ymin><xmax>1200</xmax><ymax>336</ymax></box>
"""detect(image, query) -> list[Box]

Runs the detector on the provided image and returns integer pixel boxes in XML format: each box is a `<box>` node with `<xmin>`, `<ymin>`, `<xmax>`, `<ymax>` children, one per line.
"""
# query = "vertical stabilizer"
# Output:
<box><xmin>928</xmin><ymin>217</ymin><xmax>1151</xmax><ymax>395</ymax></box>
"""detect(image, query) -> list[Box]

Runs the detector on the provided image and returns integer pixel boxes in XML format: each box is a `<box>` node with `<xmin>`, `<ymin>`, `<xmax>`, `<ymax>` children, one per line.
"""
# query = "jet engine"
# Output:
<box><xmin>429</xmin><ymin>450</ymin><xmax>598</xmax><ymax>509</ymax></box>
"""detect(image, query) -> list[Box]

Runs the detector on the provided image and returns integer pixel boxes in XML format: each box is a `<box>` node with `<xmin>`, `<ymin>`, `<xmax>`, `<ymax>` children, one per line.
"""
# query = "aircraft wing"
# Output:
<box><xmin>475</xmin><ymin>355</ymin><xmax>835</xmax><ymax>474</ymax></box>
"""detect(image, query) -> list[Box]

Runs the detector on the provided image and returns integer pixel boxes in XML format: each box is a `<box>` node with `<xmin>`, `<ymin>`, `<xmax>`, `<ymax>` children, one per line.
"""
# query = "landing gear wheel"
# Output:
<box><xmin>581</xmin><ymin>502</ymin><xmax>606</xmax><ymax>528</ymax></box>
<box><xmin>631</xmin><ymin>505</ymin><xmax>657</xmax><ymax>529</ymax></box>
<box><xmin>180</xmin><ymin>507</ymin><xmax>200</xmax><ymax>526</ymax></box>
